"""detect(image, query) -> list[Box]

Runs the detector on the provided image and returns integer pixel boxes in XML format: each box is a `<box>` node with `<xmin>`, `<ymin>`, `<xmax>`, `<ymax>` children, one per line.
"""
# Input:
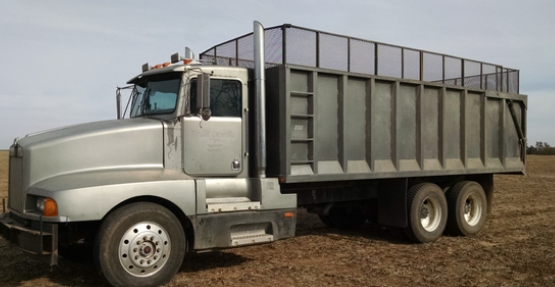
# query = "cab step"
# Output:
<box><xmin>230</xmin><ymin>228</ymin><xmax>273</xmax><ymax>246</ymax></box>
<box><xmin>206</xmin><ymin>197</ymin><xmax>261</xmax><ymax>213</ymax></box>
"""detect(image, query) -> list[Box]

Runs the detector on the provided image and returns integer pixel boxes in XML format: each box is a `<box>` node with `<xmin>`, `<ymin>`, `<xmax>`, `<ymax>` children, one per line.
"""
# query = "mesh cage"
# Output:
<box><xmin>464</xmin><ymin>60</ymin><xmax>482</xmax><ymax>89</ymax></box>
<box><xmin>349</xmin><ymin>38</ymin><xmax>375</xmax><ymax>75</ymax></box>
<box><xmin>215</xmin><ymin>40</ymin><xmax>236</xmax><ymax>66</ymax></box>
<box><xmin>377</xmin><ymin>44</ymin><xmax>402</xmax><ymax>78</ymax></box>
<box><xmin>265</xmin><ymin>27</ymin><xmax>283</xmax><ymax>66</ymax></box>
<box><xmin>200</xmin><ymin>24</ymin><xmax>520</xmax><ymax>93</ymax></box>
<box><xmin>319</xmin><ymin>32</ymin><xmax>349</xmax><ymax>71</ymax></box>
<box><xmin>238</xmin><ymin>34</ymin><xmax>254</xmax><ymax>68</ymax></box>
<box><xmin>403</xmin><ymin>49</ymin><xmax>420</xmax><ymax>80</ymax></box>
<box><xmin>482</xmin><ymin>64</ymin><xmax>498</xmax><ymax>91</ymax></box>
<box><xmin>444</xmin><ymin>56</ymin><xmax>462</xmax><ymax>86</ymax></box>
<box><xmin>285</xmin><ymin>27</ymin><xmax>317</xmax><ymax>67</ymax></box>
<box><xmin>423</xmin><ymin>52</ymin><xmax>443</xmax><ymax>82</ymax></box>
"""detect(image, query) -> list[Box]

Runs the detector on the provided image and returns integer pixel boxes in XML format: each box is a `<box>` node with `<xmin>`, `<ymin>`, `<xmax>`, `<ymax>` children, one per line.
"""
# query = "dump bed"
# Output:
<box><xmin>200</xmin><ymin>24</ymin><xmax>527</xmax><ymax>183</ymax></box>
<box><xmin>265</xmin><ymin>65</ymin><xmax>526</xmax><ymax>183</ymax></box>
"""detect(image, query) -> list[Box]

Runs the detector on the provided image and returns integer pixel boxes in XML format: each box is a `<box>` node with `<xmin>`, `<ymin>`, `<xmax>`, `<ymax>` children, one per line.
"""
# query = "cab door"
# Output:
<box><xmin>182</xmin><ymin>78</ymin><xmax>245</xmax><ymax>176</ymax></box>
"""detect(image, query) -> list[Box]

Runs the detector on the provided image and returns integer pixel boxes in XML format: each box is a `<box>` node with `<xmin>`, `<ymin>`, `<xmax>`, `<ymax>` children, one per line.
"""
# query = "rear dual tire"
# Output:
<box><xmin>446</xmin><ymin>181</ymin><xmax>488</xmax><ymax>236</ymax></box>
<box><xmin>405</xmin><ymin>181</ymin><xmax>488</xmax><ymax>243</ymax></box>
<box><xmin>405</xmin><ymin>183</ymin><xmax>448</xmax><ymax>243</ymax></box>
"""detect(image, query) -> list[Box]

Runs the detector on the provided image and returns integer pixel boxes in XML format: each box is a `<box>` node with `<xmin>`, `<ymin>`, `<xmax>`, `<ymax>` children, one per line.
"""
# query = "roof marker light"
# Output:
<box><xmin>151</xmin><ymin>62</ymin><xmax>171</xmax><ymax>70</ymax></box>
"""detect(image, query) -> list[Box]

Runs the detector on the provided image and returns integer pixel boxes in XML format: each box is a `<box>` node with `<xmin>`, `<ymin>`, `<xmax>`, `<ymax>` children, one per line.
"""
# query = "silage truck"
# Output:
<box><xmin>0</xmin><ymin>22</ymin><xmax>527</xmax><ymax>287</ymax></box>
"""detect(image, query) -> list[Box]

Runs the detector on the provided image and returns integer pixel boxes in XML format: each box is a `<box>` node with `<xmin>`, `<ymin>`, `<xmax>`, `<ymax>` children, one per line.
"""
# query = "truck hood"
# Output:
<box><xmin>15</xmin><ymin>118</ymin><xmax>164</xmax><ymax>189</ymax></box>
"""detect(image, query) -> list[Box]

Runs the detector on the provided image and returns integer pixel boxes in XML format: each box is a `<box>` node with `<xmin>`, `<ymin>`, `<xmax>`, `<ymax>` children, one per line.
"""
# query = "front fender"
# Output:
<box><xmin>23</xmin><ymin>168</ymin><xmax>196</xmax><ymax>222</ymax></box>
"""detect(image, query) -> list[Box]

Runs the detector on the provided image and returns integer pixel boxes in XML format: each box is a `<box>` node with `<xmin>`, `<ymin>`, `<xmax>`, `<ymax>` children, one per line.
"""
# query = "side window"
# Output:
<box><xmin>190</xmin><ymin>79</ymin><xmax>242</xmax><ymax>117</ymax></box>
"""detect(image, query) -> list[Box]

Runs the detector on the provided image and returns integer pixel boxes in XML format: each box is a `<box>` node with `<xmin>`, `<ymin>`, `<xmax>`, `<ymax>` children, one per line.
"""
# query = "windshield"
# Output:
<box><xmin>130</xmin><ymin>76</ymin><xmax>181</xmax><ymax>117</ymax></box>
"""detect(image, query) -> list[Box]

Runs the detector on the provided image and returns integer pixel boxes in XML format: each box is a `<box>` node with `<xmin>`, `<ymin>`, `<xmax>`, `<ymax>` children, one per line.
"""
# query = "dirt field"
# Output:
<box><xmin>0</xmin><ymin>151</ymin><xmax>554</xmax><ymax>287</ymax></box>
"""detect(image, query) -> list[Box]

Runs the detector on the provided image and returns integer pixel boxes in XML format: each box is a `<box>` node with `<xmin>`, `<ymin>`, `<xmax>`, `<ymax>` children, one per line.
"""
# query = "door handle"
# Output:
<box><xmin>231</xmin><ymin>159</ymin><xmax>240</xmax><ymax>171</ymax></box>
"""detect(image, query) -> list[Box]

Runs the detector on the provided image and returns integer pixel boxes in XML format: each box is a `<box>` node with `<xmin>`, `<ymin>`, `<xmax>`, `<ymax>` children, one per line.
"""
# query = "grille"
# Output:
<box><xmin>8</xmin><ymin>156</ymin><xmax>24</xmax><ymax>213</ymax></box>
<box><xmin>200</xmin><ymin>24</ymin><xmax>520</xmax><ymax>94</ymax></box>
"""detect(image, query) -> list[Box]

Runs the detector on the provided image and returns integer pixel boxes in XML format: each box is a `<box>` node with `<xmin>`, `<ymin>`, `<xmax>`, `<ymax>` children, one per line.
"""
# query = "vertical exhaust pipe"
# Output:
<box><xmin>185</xmin><ymin>47</ymin><xmax>195</xmax><ymax>59</ymax></box>
<box><xmin>253</xmin><ymin>21</ymin><xmax>266</xmax><ymax>178</ymax></box>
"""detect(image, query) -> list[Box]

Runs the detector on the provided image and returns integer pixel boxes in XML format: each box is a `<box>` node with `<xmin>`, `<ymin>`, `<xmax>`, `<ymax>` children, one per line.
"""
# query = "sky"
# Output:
<box><xmin>0</xmin><ymin>0</ymin><xmax>554</xmax><ymax>149</ymax></box>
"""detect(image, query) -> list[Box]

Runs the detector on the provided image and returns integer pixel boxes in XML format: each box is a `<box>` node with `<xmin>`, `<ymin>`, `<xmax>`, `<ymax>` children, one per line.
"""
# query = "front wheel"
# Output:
<box><xmin>94</xmin><ymin>202</ymin><xmax>186</xmax><ymax>287</ymax></box>
<box><xmin>405</xmin><ymin>183</ymin><xmax>448</xmax><ymax>243</ymax></box>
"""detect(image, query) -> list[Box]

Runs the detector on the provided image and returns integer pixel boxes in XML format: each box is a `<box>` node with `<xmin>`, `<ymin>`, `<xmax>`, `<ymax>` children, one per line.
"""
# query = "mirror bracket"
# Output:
<box><xmin>196</xmin><ymin>72</ymin><xmax>211</xmax><ymax>120</ymax></box>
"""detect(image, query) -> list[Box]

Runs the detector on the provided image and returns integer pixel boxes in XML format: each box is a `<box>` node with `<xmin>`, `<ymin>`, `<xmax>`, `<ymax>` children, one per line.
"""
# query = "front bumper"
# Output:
<box><xmin>0</xmin><ymin>212</ymin><xmax>58</xmax><ymax>266</ymax></box>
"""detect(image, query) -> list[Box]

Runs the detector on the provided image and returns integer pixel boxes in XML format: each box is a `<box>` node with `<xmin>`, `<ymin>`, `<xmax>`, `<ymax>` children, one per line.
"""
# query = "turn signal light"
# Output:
<box><xmin>284</xmin><ymin>212</ymin><xmax>294</xmax><ymax>218</ymax></box>
<box><xmin>43</xmin><ymin>198</ymin><xmax>58</xmax><ymax>216</ymax></box>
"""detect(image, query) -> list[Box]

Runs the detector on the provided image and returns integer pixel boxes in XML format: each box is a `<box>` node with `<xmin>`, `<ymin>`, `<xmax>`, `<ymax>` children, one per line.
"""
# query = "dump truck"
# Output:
<box><xmin>0</xmin><ymin>21</ymin><xmax>527</xmax><ymax>287</ymax></box>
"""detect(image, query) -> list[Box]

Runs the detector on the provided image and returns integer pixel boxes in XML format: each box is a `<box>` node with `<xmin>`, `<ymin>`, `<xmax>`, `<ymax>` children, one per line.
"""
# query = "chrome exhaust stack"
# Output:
<box><xmin>185</xmin><ymin>47</ymin><xmax>195</xmax><ymax>60</ymax></box>
<box><xmin>253</xmin><ymin>21</ymin><xmax>266</xmax><ymax>178</ymax></box>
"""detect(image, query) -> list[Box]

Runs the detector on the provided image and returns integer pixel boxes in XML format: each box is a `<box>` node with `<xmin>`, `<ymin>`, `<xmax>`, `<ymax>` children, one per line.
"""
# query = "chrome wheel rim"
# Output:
<box><xmin>119</xmin><ymin>222</ymin><xmax>171</xmax><ymax>277</ymax></box>
<box><xmin>419</xmin><ymin>197</ymin><xmax>442</xmax><ymax>232</ymax></box>
<box><xmin>463</xmin><ymin>192</ymin><xmax>483</xmax><ymax>226</ymax></box>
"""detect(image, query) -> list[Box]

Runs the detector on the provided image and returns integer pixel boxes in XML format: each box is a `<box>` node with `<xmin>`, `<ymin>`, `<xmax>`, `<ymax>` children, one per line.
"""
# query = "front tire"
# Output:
<box><xmin>446</xmin><ymin>181</ymin><xmax>488</xmax><ymax>236</ymax></box>
<box><xmin>405</xmin><ymin>183</ymin><xmax>448</xmax><ymax>243</ymax></box>
<box><xmin>94</xmin><ymin>202</ymin><xmax>186</xmax><ymax>287</ymax></box>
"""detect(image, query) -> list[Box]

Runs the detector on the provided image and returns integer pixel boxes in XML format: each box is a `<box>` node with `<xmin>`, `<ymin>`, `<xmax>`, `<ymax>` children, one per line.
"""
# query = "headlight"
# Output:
<box><xmin>36</xmin><ymin>198</ymin><xmax>46</xmax><ymax>212</ymax></box>
<box><xmin>35</xmin><ymin>197</ymin><xmax>58</xmax><ymax>216</ymax></box>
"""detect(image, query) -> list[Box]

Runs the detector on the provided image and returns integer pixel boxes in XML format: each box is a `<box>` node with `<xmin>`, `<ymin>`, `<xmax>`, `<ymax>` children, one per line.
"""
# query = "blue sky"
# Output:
<box><xmin>0</xmin><ymin>0</ymin><xmax>554</xmax><ymax>148</ymax></box>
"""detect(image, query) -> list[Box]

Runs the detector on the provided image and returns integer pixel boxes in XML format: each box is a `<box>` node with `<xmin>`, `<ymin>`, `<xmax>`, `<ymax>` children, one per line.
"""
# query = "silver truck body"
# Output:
<box><xmin>1</xmin><ymin>22</ymin><xmax>526</xmax><ymax>287</ymax></box>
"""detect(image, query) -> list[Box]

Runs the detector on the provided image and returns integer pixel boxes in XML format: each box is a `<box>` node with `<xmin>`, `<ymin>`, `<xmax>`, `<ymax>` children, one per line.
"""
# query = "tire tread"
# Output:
<box><xmin>446</xmin><ymin>181</ymin><xmax>487</xmax><ymax>236</ymax></box>
<box><xmin>404</xmin><ymin>183</ymin><xmax>447</xmax><ymax>243</ymax></box>
<box><xmin>94</xmin><ymin>202</ymin><xmax>186</xmax><ymax>287</ymax></box>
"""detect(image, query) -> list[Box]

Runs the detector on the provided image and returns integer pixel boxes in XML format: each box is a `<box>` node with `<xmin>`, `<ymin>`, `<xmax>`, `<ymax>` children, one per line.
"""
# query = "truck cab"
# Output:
<box><xmin>1</xmin><ymin>41</ymin><xmax>297</xmax><ymax>287</ymax></box>
<box><xmin>126</xmin><ymin>63</ymin><xmax>250</xmax><ymax>177</ymax></box>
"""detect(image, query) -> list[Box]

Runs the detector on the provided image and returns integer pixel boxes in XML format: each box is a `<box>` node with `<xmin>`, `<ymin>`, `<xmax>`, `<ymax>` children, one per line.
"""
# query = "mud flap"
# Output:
<box><xmin>377</xmin><ymin>178</ymin><xmax>408</xmax><ymax>228</ymax></box>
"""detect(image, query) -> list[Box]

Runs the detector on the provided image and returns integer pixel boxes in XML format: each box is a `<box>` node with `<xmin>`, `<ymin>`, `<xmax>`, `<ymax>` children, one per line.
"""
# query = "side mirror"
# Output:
<box><xmin>196</xmin><ymin>73</ymin><xmax>211</xmax><ymax>120</ymax></box>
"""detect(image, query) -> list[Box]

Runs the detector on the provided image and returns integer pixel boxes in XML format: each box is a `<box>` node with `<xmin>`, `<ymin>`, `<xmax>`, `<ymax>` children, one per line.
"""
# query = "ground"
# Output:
<box><xmin>0</xmin><ymin>151</ymin><xmax>554</xmax><ymax>287</ymax></box>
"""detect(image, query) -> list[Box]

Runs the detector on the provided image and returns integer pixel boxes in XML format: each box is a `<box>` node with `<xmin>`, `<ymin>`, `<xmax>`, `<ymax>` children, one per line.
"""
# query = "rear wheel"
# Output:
<box><xmin>446</xmin><ymin>181</ymin><xmax>488</xmax><ymax>236</ymax></box>
<box><xmin>405</xmin><ymin>183</ymin><xmax>447</xmax><ymax>243</ymax></box>
<box><xmin>94</xmin><ymin>202</ymin><xmax>186</xmax><ymax>287</ymax></box>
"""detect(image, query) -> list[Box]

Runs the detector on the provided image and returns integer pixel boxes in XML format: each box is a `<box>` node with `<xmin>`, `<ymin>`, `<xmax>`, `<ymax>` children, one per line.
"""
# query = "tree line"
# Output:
<box><xmin>527</xmin><ymin>142</ymin><xmax>555</xmax><ymax>155</ymax></box>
